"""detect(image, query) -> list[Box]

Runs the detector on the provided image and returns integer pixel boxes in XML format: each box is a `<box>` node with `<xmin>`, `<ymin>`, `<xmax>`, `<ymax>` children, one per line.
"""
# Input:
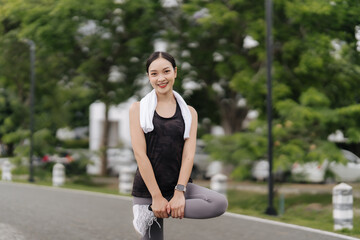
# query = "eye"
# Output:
<box><xmin>164</xmin><ymin>70</ymin><xmax>171</xmax><ymax>74</ymax></box>
<box><xmin>151</xmin><ymin>73</ymin><xmax>157</xmax><ymax>76</ymax></box>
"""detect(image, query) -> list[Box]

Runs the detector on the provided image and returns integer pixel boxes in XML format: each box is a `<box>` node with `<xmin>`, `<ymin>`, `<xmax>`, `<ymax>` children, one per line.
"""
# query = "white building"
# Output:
<box><xmin>87</xmin><ymin>97</ymin><xmax>137</xmax><ymax>175</ymax></box>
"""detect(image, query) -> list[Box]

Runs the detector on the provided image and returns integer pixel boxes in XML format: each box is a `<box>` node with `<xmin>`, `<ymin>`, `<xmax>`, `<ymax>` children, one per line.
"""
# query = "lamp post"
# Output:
<box><xmin>24</xmin><ymin>39</ymin><xmax>36</xmax><ymax>183</ymax></box>
<box><xmin>265</xmin><ymin>0</ymin><xmax>277</xmax><ymax>216</ymax></box>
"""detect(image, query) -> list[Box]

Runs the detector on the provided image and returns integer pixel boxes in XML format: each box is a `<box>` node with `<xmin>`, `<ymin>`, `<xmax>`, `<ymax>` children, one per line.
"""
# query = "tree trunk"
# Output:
<box><xmin>100</xmin><ymin>103</ymin><xmax>110</xmax><ymax>176</ymax></box>
<box><xmin>219</xmin><ymin>98</ymin><xmax>249</xmax><ymax>135</ymax></box>
<box><xmin>6</xmin><ymin>143</ymin><xmax>14</xmax><ymax>157</ymax></box>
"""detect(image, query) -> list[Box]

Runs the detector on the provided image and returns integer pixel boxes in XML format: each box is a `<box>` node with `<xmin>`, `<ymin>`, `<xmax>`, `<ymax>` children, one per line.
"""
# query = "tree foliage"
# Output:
<box><xmin>201</xmin><ymin>0</ymin><xmax>360</xmax><ymax>179</ymax></box>
<box><xmin>163</xmin><ymin>0</ymin><xmax>266</xmax><ymax>134</ymax></box>
<box><xmin>0</xmin><ymin>0</ymin><xmax>165</xmax><ymax>174</ymax></box>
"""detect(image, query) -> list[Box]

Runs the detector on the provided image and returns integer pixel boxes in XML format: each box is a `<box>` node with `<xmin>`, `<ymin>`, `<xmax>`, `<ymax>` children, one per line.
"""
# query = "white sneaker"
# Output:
<box><xmin>133</xmin><ymin>204</ymin><xmax>161</xmax><ymax>238</ymax></box>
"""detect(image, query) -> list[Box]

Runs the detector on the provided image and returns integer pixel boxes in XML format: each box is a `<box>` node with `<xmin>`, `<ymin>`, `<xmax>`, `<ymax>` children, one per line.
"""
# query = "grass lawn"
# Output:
<box><xmin>10</xmin><ymin>174</ymin><xmax>360</xmax><ymax>238</ymax></box>
<box><xmin>227</xmin><ymin>189</ymin><xmax>360</xmax><ymax>238</ymax></box>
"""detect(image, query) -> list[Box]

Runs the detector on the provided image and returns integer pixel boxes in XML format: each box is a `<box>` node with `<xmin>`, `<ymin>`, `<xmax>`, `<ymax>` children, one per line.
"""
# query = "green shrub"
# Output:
<box><xmin>11</xmin><ymin>165</ymin><xmax>29</xmax><ymax>175</ymax></box>
<box><xmin>65</xmin><ymin>158</ymin><xmax>89</xmax><ymax>176</ymax></box>
<box><xmin>59</xmin><ymin>139</ymin><xmax>89</xmax><ymax>149</ymax></box>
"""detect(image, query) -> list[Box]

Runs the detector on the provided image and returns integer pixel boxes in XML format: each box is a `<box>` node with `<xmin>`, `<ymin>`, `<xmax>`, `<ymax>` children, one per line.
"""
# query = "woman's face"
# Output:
<box><xmin>148</xmin><ymin>57</ymin><xmax>177</xmax><ymax>94</ymax></box>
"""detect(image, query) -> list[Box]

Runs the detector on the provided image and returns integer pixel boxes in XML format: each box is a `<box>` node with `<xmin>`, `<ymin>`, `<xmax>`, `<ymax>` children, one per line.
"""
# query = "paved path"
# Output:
<box><xmin>0</xmin><ymin>182</ymin><xmax>358</xmax><ymax>240</ymax></box>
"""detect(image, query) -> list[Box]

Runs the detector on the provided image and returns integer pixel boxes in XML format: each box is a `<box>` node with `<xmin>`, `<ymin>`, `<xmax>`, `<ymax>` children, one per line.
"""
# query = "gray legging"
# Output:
<box><xmin>133</xmin><ymin>183</ymin><xmax>228</xmax><ymax>240</ymax></box>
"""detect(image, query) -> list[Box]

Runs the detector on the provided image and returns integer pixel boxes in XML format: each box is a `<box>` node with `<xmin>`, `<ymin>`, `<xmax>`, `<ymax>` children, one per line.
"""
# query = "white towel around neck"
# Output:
<box><xmin>140</xmin><ymin>89</ymin><xmax>192</xmax><ymax>139</ymax></box>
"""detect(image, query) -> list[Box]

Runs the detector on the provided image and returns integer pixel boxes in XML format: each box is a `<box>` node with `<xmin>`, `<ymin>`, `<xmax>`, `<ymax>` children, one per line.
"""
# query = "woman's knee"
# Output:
<box><xmin>186</xmin><ymin>183</ymin><xmax>228</xmax><ymax>216</ymax></box>
<box><xmin>207</xmin><ymin>192</ymin><xmax>228</xmax><ymax>217</ymax></box>
<box><xmin>215</xmin><ymin>194</ymin><xmax>228</xmax><ymax>216</ymax></box>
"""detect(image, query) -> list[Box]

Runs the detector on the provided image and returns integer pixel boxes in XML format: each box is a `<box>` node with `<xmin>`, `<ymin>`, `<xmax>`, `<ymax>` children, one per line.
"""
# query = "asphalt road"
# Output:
<box><xmin>0</xmin><ymin>181</ymin><xmax>358</xmax><ymax>240</ymax></box>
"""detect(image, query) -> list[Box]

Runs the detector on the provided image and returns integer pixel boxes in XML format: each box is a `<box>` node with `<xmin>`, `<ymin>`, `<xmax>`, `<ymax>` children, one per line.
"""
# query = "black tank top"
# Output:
<box><xmin>132</xmin><ymin>101</ymin><xmax>191</xmax><ymax>198</ymax></box>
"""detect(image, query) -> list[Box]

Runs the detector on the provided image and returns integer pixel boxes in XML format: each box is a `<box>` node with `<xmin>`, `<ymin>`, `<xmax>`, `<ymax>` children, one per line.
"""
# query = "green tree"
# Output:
<box><xmin>162</xmin><ymin>0</ymin><xmax>266</xmax><ymax>134</ymax></box>
<box><xmin>0</xmin><ymin>30</ymin><xmax>34</xmax><ymax>157</ymax></box>
<box><xmin>0</xmin><ymin>1</ymin><xmax>77</xmax><ymax>159</ymax></box>
<box><xmin>0</xmin><ymin>0</ymin><xmax>168</xmax><ymax>175</ymax></box>
<box><xmin>196</xmin><ymin>0</ymin><xmax>360</xmax><ymax>179</ymax></box>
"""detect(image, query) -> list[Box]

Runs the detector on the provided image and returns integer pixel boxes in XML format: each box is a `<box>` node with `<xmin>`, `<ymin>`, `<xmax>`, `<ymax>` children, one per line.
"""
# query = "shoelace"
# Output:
<box><xmin>147</xmin><ymin>216</ymin><xmax>161</xmax><ymax>238</ymax></box>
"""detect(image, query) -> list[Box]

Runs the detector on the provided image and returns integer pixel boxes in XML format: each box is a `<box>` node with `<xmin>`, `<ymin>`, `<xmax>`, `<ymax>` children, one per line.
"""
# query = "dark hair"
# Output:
<box><xmin>146</xmin><ymin>52</ymin><xmax>176</xmax><ymax>73</ymax></box>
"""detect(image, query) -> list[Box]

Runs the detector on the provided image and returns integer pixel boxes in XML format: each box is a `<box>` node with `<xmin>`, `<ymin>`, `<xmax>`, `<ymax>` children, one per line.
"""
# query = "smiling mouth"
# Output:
<box><xmin>158</xmin><ymin>82</ymin><xmax>168</xmax><ymax>88</ymax></box>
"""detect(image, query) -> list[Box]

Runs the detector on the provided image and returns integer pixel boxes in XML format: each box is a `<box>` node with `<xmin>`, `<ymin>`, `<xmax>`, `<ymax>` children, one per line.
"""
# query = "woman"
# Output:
<box><xmin>129</xmin><ymin>52</ymin><xmax>228</xmax><ymax>240</ymax></box>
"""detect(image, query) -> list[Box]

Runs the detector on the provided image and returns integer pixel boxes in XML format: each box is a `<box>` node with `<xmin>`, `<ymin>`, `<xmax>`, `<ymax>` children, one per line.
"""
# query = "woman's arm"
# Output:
<box><xmin>169</xmin><ymin>106</ymin><xmax>198</xmax><ymax>219</ymax></box>
<box><xmin>129</xmin><ymin>102</ymin><xmax>169</xmax><ymax>219</ymax></box>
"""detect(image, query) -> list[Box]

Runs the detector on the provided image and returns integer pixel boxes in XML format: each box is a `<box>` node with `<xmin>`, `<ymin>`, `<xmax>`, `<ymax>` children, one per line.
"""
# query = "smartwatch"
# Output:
<box><xmin>175</xmin><ymin>184</ymin><xmax>186</xmax><ymax>193</ymax></box>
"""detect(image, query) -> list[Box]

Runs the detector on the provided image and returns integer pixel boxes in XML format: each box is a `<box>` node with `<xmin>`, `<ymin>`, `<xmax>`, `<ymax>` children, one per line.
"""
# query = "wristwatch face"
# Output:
<box><xmin>175</xmin><ymin>184</ymin><xmax>186</xmax><ymax>192</ymax></box>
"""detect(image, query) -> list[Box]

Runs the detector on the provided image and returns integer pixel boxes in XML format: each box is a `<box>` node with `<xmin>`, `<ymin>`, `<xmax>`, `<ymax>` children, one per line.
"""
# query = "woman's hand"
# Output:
<box><xmin>169</xmin><ymin>191</ymin><xmax>185</xmax><ymax>219</ymax></box>
<box><xmin>152</xmin><ymin>195</ymin><xmax>170</xmax><ymax>219</ymax></box>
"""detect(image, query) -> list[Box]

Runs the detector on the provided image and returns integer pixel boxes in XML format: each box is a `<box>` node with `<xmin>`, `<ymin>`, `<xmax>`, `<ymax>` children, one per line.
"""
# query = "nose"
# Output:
<box><xmin>158</xmin><ymin>73</ymin><xmax>166</xmax><ymax>81</ymax></box>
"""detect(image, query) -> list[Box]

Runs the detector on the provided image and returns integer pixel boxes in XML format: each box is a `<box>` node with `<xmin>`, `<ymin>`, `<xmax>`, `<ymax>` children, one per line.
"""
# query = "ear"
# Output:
<box><xmin>174</xmin><ymin>67</ymin><xmax>177</xmax><ymax>78</ymax></box>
